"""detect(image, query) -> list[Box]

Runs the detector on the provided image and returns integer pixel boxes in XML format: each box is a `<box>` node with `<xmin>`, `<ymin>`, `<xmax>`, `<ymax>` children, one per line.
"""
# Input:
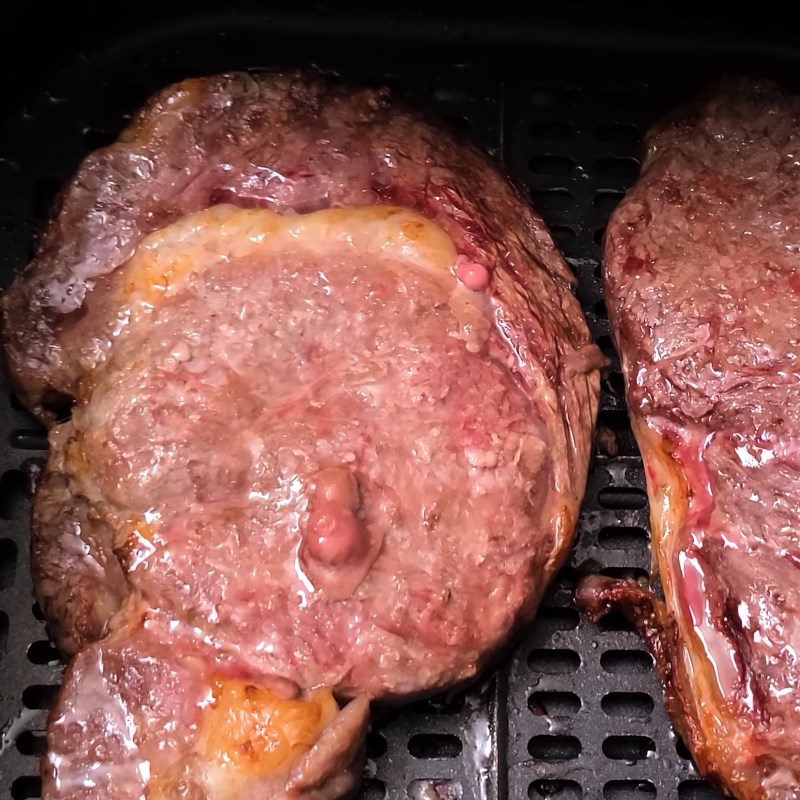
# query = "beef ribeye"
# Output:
<box><xmin>2</xmin><ymin>72</ymin><xmax>600</xmax><ymax>798</ymax></box>
<box><xmin>578</xmin><ymin>80</ymin><xmax>800</xmax><ymax>799</ymax></box>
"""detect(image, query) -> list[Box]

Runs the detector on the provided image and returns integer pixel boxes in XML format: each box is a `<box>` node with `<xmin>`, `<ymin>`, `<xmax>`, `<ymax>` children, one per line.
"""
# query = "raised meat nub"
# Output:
<box><xmin>455</xmin><ymin>256</ymin><xmax>490</xmax><ymax>292</ymax></box>
<box><xmin>315</xmin><ymin>466</ymin><xmax>361</xmax><ymax>509</ymax></box>
<box><xmin>304</xmin><ymin>467</ymin><xmax>368</xmax><ymax>567</ymax></box>
<box><xmin>305</xmin><ymin>508</ymin><xmax>367</xmax><ymax>567</ymax></box>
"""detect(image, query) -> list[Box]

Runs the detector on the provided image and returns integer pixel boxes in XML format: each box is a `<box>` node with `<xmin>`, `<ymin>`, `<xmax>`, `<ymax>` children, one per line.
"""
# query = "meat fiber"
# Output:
<box><xmin>2</xmin><ymin>72</ymin><xmax>600</xmax><ymax>799</ymax></box>
<box><xmin>577</xmin><ymin>80</ymin><xmax>800</xmax><ymax>799</ymax></box>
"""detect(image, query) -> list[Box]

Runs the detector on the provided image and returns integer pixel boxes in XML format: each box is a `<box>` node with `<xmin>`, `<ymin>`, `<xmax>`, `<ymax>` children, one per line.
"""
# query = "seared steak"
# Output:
<box><xmin>578</xmin><ymin>81</ymin><xmax>800</xmax><ymax>799</ymax></box>
<box><xmin>3</xmin><ymin>72</ymin><xmax>600</xmax><ymax>798</ymax></box>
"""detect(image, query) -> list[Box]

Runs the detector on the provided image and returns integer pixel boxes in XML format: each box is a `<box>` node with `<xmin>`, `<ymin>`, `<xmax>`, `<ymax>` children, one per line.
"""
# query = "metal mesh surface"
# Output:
<box><xmin>1</xmin><ymin>11</ymin><xmax>793</xmax><ymax>799</ymax></box>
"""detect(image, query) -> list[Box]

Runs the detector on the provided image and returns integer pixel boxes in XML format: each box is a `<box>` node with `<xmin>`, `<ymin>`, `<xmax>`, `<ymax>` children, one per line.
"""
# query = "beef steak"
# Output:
<box><xmin>578</xmin><ymin>80</ymin><xmax>800</xmax><ymax>799</ymax></box>
<box><xmin>2</xmin><ymin>72</ymin><xmax>600</xmax><ymax>799</ymax></box>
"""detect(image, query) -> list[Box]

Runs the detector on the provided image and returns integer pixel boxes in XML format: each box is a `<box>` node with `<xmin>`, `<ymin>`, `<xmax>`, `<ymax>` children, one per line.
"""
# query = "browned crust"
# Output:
<box><xmin>32</xmin><ymin>467</ymin><xmax>128</xmax><ymax>654</ymax></box>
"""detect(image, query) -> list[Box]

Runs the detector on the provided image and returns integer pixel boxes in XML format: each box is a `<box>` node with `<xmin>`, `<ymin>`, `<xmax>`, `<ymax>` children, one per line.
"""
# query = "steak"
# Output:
<box><xmin>577</xmin><ymin>80</ymin><xmax>800</xmax><ymax>799</ymax></box>
<box><xmin>2</xmin><ymin>72</ymin><xmax>600</xmax><ymax>798</ymax></box>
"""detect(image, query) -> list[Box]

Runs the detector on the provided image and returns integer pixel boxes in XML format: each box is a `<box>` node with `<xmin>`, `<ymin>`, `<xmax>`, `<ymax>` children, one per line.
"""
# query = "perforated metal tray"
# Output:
<box><xmin>1</xmin><ymin>8</ymin><xmax>797</xmax><ymax>800</ymax></box>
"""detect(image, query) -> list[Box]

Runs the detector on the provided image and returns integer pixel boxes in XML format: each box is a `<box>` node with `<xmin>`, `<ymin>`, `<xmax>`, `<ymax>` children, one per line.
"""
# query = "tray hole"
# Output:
<box><xmin>597</xmin><ymin>609</ymin><xmax>637</xmax><ymax>633</ymax></box>
<box><xmin>538</xmin><ymin>606</ymin><xmax>580</xmax><ymax>631</ymax></box>
<box><xmin>22</xmin><ymin>684</ymin><xmax>60</xmax><ymax>709</ymax></box>
<box><xmin>598</xmin><ymin>526</ymin><xmax>648</xmax><ymax>551</ymax></box>
<box><xmin>601</xmin><ymin>649</ymin><xmax>653</xmax><ymax>674</ymax></box>
<box><xmin>406</xmin><ymin>691</ymin><xmax>466</xmax><ymax>715</ymax></box>
<box><xmin>0</xmin><ymin>469</ymin><xmax>31</xmax><ymax>520</ymax></box>
<box><xmin>41</xmin><ymin>389</ymin><xmax>75</xmax><ymax>422</ymax></box>
<box><xmin>32</xmin><ymin>602</ymin><xmax>45</xmax><ymax>621</ymax></box>
<box><xmin>592</xmin><ymin>300</ymin><xmax>609</xmax><ymax>319</ymax></box>
<box><xmin>550</xmin><ymin>225</ymin><xmax>578</xmax><ymax>244</ymax></box>
<box><xmin>594</xmin><ymin>227</ymin><xmax>606</xmax><ymax>246</ymax></box>
<box><xmin>601</xmin><ymin>567</ymin><xmax>649</xmax><ymax>582</ymax></box>
<box><xmin>32</xmin><ymin>176</ymin><xmax>61</xmax><ymax>221</ymax></box>
<box><xmin>593</xmin><ymin>157</ymin><xmax>640</xmax><ymax>183</ymax></box>
<box><xmin>9</xmin><ymin>393</ymin><xmax>28</xmax><ymax>411</ymax></box>
<box><xmin>408</xmin><ymin>733</ymin><xmax>462</xmax><ymax>759</ymax></box>
<box><xmin>529</xmin><ymin>120</ymin><xmax>576</xmax><ymax>140</ymax></box>
<box><xmin>594</xmin><ymin>189</ymin><xmax>624</xmax><ymax>214</ymax></box>
<box><xmin>528</xmin><ymin>648</ymin><xmax>580</xmax><ymax>674</ymax></box>
<box><xmin>361</xmin><ymin>779</ymin><xmax>387</xmax><ymax>800</ymax></box>
<box><xmin>594</xmin><ymin>122</ymin><xmax>641</xmax><ymax>145</ymax></box>
<box><xmin>366</xmin><ymin>731</ymin><xmax>387</xmax><ymax>759</ymax></box>
<box><xmin>11</xmin><ymin>776</ymin><xmax>42</xmax><ymax>800</ymax></box>
<box><xmin>597</xmin><ymin>407</ymin><xmax>629</xmax><ymax>431</ymax></box>
<box><xmin>603</xmin><ymin>735</ymin><xmax>655</xmax><ymax>761</ymax></box>
<box><xmin>531</xmin><ymin>188</ymin><xmax>575</xmax><ymax>213</ymax></box>
<box><xmin>596</xmin><ymin>334</ymin><xmax>616</xmax><ymax>357</ymax></box>
<box><xmin>604</xmin><ymin>780</ymin><xmax>656</xmax><ymax>799</ymax></box>
<box><xmin>528</xmin><ymin>734</ymin><xmax>581</xmax><ymax>762</ymax></box>
<box><xmin>529</xmin><ymin>780</ymin><xmax>582</xmax><ymax>799</ymax></box>
<box><xmin>529</xmin><ymin>691</ymin><xmax>581</xmax><ymax>717</ymax></box>
<box><xmin>601</xmin><ymin>692</ymin><xmax>654</xmax><ymax>718</ymax></box>
<box><xmin>554</xmin><ymin>565</ymin><xmax>579</xmax><ymax>591</ymax></box>
<box><xmin>27</xmin><ymin>639</ymin><xmax>62</xmax><ymax>666</ymax></box>
<box><xmin>603</xmin><ymin>371</ymin><xmax>626</xmax><ymax>398</ymax></box>
<box><xmin>529</xmin><ymin>155</ymin><xmax>576</xmax><ymax>176</ymax></box>
<box><xmin>40</xmin><ymin>388</ymin><xmax>76</xmax><ymax>423</ymax></box>
<box><xmin>408</xmin><ymin>779</ymin><xmax>462</xmax><ymax>800</ymax></box>
<box><xmin>678</xmin><ymin>780</ymin><xmax>721</xmax><ymax>799</ymax></box>
<box><xmin>530</xmin><ymin>89</ymin><xmax>556</xmax><ymax>107</ymax></box>
<box><xmin>675</xmin><ymin>736</ymin><xmax>693</xmax><ymax>760</ymax></box>
<box><xmin>597</xmin><ymin>487</ymin><xmax>647</xmax><ymax>510</ymax></box>
<box><xmin>16</xmin><ymin>730</ymin><xmax>48</xmax><ymax>756</ymax></box>
<box><xmin>9</xmin><ymin>428</ymin><xmax>48</xmax><ymax>450</ymax></box>
<box><xmin>0</xmin><ymin>538</ymin><xmax>18</xmax><ymax>589</ymax></box>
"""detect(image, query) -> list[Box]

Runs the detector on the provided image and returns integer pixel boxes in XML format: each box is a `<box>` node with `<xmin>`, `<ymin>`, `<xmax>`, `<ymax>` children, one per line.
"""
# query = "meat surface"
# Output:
<box><xmin>47</xmin><ymin>606</ymin><xmax>368</xmax><ymax>800</ymax></box>
<box><xmin>578</xmin><ymin>80</ymin><xmax>800</xmax><ymax>799</ymax></box>
<box><xmin>2</xmin><ymin>72</ymin><xmax>600</xmax><ymax>798</ymax></box>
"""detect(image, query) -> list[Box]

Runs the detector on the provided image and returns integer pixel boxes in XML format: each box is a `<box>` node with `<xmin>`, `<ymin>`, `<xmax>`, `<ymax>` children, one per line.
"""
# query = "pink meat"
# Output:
<box><xmin>2</xmin><ymin>72</ymin><xmax>600</xmax><ymax>799</ymax></box>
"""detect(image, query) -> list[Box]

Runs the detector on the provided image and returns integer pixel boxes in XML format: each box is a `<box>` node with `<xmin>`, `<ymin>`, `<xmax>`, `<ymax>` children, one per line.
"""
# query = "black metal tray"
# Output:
<box><xmin>2</xmin><ymin>8</ymin><xmax>798</xmax><ymax>800</ymax></box>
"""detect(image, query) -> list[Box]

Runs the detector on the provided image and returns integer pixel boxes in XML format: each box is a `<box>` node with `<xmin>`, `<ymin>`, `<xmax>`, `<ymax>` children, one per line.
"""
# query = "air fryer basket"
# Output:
<box><xmin>1</xmin><ymin>9</ymin><xmax>796</xmax><ymax>800</ymax></box>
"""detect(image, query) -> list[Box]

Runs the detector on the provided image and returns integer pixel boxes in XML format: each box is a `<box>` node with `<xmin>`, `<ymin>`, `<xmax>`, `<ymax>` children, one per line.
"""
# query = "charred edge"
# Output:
<box><xmin>574</xmin><ymin>575</ymin><xmax>731</xmax><ymax>796</ymax></box>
